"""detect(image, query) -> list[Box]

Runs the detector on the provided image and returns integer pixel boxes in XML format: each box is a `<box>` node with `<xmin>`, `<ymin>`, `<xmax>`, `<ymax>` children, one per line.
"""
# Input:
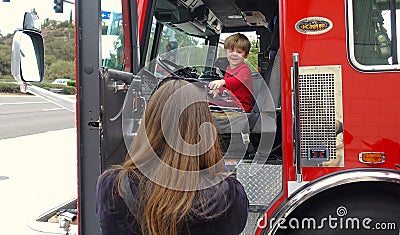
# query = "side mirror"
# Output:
<box><xmin>11</xmin><ymin>30</ymin><xmax>44</xmax><ymax>83</ymax></box>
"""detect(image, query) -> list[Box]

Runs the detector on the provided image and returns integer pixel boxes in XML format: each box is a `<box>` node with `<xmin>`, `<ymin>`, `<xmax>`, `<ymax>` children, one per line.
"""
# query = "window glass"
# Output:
<box><xmin>144</xmin><ymin>17</ymin><xmax>156</xmax><ymax>69</ymax></box>
<box><xmin>101</xmin><ymin>0</ymin><xmax>124</xmax><ymax>70</ymax></box>
<box><xmin>141</xmin><ymin>18</ymin><xmax>207</xmax><ymax>99</ymax></box>
<box><xmin>145</xmin><ymin>18</ymin><xmax>207</xmax><ymax>76</ymax></box>
<box><xmin>349</xmin><ymin>0</ymin><xmax>400</xmax><ymax>70</ymax></box>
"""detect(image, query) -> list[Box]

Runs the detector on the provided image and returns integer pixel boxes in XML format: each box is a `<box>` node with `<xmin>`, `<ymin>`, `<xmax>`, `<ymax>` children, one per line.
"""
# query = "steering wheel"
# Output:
<box><xmin>157</xmin><ymin>56</ymin><xmax>183</xmax><ymax>73</ymax></box>
<box><xmin>157</xmin><ymin>56</ymin><xmax>199</xmax><ymax>78</ymax></box>
<box><xmin>156</xmin><ymin>57</ymin><xmax>239</xmax><ymax>111</ymax></box>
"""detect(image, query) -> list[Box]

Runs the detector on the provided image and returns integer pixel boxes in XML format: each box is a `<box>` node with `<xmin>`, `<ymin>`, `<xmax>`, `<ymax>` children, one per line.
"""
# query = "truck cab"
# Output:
<box><xmin>12</xmin><ymin>0</ymin><xmax>400</xmax><ymax>234</ymax></box>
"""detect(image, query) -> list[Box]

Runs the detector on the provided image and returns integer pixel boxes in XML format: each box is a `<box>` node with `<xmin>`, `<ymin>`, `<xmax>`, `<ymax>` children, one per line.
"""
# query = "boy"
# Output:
<box><xmin>208</xmin><ymin>33</ymin><xmax>253</xmax><ymax>112</ymax></box>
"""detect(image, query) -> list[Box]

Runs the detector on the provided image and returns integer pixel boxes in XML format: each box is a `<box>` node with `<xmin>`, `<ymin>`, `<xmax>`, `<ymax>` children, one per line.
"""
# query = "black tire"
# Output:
<box><xmin>271</xmin><ymin>181</ymin><xmax>400</xmax><ymax>235</ymax></box>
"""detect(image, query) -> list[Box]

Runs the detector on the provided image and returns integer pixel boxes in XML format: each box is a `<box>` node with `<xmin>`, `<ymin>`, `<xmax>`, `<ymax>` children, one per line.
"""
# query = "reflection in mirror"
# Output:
<box><xmin>20</xmin><ymin>33</ymin><xmax>41</xmax><ymax>82</ymax></box>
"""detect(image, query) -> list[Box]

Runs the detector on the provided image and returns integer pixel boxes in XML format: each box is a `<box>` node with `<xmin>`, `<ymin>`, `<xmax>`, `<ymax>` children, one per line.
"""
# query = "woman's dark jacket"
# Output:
<box><xmin>96</xmin><ymin>169</ymin><xmax>249</xmax><ymax>235</ymax></box>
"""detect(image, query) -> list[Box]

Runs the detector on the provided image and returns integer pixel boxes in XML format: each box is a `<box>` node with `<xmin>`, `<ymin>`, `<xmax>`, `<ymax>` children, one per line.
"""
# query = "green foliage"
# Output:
<box><xmin>247</xmin><ymin>40</ymin><xmax>260</xmax><ymax>71</ymax></box>
<box><xmin>0</xmin><ymin>82</ymin><xmax>20</xmax><ymax>93</ymax></box>
<box><xmin>31</xmin><ymin>82</ymin><xmax>53</xmax><ymax>90</ymax></box>
<box><xmin>0</xmin><ymin>41</ymin><xmax>12</xmax><ymax>77</ymax></box>
<box><xmin>62</xmin><ymin>86</ymin><xmax>76</xmax><ymax>95</ymax></box>
<box><xmin>175</xmin><ymin>33</ymin><xmax>202</xmax><ymax>48</ymax></box>
<box><xmin>32</xmin><ymin>82</ymin><xmax>75</xmax><ymax>95</ymax></box>
<box><xmin>67</xmin><ymin>80</ymin><xmax>76</xmax><ymax>87</ymax></box>
<box><xmin>45</xmin><ymin>54</ymin><xmax>57</xmax><ymax>69</ymax></box>
<box><xmin>41</xmin><ymin>20</ymin><xmax>75</xmax><ymax>80</ymax></box>
<box><xmin>0</xmin><ymin>74</ymin><xmax>14</xmax><ymax>81</ymax></box>
<box><xmin>47</xmin><ymin>60</ymin><xmax>75</xmax><ymax>80</ymax></box>
<box><xmin>44</xmin><ymin>30</ymin><xmax>75</xmax><ymax>61</ymax></box>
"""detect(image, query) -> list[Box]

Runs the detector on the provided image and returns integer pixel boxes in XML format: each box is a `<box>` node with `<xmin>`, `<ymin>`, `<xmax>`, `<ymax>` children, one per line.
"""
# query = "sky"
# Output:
<box><xmin>0</xmin><ymin>0</ymin><xmax>75</xmax><ymax>35</ymax></box>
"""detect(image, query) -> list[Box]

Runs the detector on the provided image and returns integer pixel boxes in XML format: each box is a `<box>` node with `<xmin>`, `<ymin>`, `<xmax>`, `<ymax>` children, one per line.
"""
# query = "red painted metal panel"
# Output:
<box><xmin>122</xmin><ymin>0</ymin><xmax>149</xmax><ymax>72</ymax></box>
<box><xmin>256</xmin><ymin>0</ymin><xmax>400</xmax><ymax>233</ymax></box>
<box><xmin>122</xmin><ymin>0</ymin><xmax>132</xmax><ymax>72</ymax></box>
<box><xmin>281</xmin><ymin>0</ymin><xmax>400</xmax><ymax>182</ymax></box>
<box><xmin>137</xmin><ymin>0</ymin><xmax>149</xmax><ymax>42</ymax></box>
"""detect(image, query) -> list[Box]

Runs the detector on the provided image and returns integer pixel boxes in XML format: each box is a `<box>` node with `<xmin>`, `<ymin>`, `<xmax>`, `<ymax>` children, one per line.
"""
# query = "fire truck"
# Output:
<box><xmin>11</xmin><ymin>0</ymin><xmax>400</xmax><ymax>234</ymax></box>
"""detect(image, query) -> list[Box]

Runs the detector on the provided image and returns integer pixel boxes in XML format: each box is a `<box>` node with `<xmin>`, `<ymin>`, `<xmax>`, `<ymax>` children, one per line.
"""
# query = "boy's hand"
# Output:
<box><xmin>208</xmin><ymin>89</ymin><xmax>220</xmax><ymax>98</ymax></box>
<box><xmin>208</xmin><ymin>79</ymin><xmax>226</xmax><ymax>90</ymax></box>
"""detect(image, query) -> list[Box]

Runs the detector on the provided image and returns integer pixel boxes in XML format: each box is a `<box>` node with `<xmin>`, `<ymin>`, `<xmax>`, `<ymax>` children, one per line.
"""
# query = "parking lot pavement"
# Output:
<box><xmin>0</xmin><ymin>128</ymin><xmax>77</xmax><ymax>234</ymax></box>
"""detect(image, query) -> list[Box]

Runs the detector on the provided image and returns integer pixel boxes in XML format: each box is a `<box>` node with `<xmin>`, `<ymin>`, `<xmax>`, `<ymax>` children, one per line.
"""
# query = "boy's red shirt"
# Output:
<box><xmin>223</xmin><ymin>62</ymin><xmax>253</xmax><ymax>112</ymax></box>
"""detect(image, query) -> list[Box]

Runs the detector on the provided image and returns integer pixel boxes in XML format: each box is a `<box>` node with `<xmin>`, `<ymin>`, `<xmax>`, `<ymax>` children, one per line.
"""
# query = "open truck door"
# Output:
<box><xmin>76</xmin><ymin>0</ymin><xmax>145</xmax><ymax>234</ymax></box>
<box><xmin>10</xmin><ymin>1</ymin><xmax>146</xmax><ymax>234</ymax></box>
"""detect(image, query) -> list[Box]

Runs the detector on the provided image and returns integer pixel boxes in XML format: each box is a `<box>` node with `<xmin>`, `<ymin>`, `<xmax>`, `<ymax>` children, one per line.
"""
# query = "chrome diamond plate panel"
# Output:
<box><xmin>237</xmin><ymin>164</ymin><xmax>283</xmax><ymax>206</ymax></box>
<box><xmin>241</xmin><ymin>211</ymin><xmax>263</xmax><ymax>235</ymax></box>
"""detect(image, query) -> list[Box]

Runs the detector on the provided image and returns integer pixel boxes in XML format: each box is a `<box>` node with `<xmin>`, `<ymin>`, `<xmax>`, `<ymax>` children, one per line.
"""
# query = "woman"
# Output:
<box><xmin>96</xmin><ymin>78</ymin><xmax>249</xmax><ymax>235</ymax></box>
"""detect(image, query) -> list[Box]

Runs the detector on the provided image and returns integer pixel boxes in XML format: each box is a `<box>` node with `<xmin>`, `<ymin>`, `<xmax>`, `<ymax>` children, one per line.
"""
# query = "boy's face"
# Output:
<box><xmin>226</xmin><ymin>47</ymin><xmax>248</xmax><ymax>69</ymax></box>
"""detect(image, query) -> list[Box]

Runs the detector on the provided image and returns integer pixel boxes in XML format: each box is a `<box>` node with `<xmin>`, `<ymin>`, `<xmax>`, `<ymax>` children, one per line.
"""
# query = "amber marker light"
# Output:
<box><xmin>359</xmin><ymin>152</ymin><xmax>385</xmax><ymax>164</ymax></box>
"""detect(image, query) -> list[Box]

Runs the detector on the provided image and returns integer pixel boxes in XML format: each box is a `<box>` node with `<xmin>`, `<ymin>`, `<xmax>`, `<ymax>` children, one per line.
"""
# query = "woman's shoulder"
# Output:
<box><xmin>215</xmin><ymin>176</ymin><xmax>248</xmax><ymax>203</ymax></box>
<box><xmin>217</xmin><ymin>176</ymin><xmax>249</xmax><ymax>218</ymax></box>
<box><xmin>224</xmin><ymin>176</ymin><xmax>248</xmax><ymax>203</ymax></box>
<box><xmin>96</xmin><ymin>169</ymin><xmax>122</xmax><ymax>206</ymax></box>
<box><xmin>97</xmin><ymin>168</ymin><xmax>140</xmax><ymax>192</ymax></box>
<box><xmin>187</xmin><ymin>176</ymin><xmax>249</xmax><ymax>234</ymax></box>
<box><xmin>97</xmin><ymin>168</ymin><xmax>121</xmax><ymax>188</ymax></box>
<box><xmin>217</xmin><ymin>175</ymin><xmax>242</xmax><ymax>190</ymax></box>
<box><xmin>193</xmin><ymin>176</ymin><xmax>248</xmax><ymax>217</ymax></box>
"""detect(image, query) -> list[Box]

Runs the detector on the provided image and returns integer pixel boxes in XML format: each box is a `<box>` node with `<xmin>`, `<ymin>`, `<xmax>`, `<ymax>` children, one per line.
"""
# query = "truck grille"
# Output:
<box><xmin>297</xmin><ymin>65</ymin><xmax>342</xmax><ymax>166</ymax></box>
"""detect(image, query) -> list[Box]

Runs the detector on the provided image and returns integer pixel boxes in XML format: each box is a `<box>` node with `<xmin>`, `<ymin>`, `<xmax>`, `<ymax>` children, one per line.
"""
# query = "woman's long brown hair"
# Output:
<box><xmin>113</xmin><ymin>79</ymin><xmax>225</xmax><ymax>235</ymax></box>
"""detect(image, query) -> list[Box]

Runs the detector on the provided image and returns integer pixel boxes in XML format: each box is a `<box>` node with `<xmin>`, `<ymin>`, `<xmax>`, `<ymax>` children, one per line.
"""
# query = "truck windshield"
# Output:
<box><xmin>144</xmin><ymin>17</ymin><xmax>207</xmax><ymax>72</ymax></box>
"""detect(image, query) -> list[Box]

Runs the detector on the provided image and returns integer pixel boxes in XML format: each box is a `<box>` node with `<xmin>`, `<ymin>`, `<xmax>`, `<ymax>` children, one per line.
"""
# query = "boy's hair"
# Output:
<box><xmin>224</xmin><ymin>33</ymin><xmax>251</xmax><ymax>54</ymax></box>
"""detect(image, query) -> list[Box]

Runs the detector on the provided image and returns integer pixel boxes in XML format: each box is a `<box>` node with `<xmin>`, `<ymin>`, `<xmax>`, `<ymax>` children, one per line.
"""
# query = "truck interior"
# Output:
<box><xmin>102</xmin><ymin>0</ymin><xmax>283</xmax><ymax>171</ymax></box>
<box><xmin>150</xmin><ymin>0</ymin><xmax>281</xmax><ymax>161</ymax></box>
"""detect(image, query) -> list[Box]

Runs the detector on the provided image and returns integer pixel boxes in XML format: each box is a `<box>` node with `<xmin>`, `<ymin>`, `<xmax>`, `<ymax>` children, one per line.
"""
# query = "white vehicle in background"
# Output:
<box><xmin>51</xmin><ymin>78</ymin><xmax>71</xmax><ymax>86</ymax></box>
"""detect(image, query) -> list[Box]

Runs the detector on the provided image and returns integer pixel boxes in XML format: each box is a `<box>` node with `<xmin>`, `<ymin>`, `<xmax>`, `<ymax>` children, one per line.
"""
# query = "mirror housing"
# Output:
<box><xmin>23</xmin><ymin>12</ymin><xmax>41</xmax><ymax>32</ymax></box>
<box><xmin>11</xmin><ymin>30</ymin><xmax>44</xmax><ymax>83</ymax></box>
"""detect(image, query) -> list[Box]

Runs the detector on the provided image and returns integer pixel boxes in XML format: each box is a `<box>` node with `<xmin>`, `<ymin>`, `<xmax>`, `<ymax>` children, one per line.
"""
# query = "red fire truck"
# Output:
<box><xmin>12</xmin><ymin>0</ymin><xmax>400</xmax><ymax>234</ymax></box>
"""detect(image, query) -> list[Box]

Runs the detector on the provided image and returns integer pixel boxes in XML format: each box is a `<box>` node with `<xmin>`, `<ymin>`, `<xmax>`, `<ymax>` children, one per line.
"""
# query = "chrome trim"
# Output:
<box><xmin>358</xmin><ymin>152</ymin><xmax>386</xmax><ymax>164</ymax></box>
<box><xmin>20</xmin><ymin>84</ymin><xmax>75</xmax><ymax>112</ymax></box>
<box><xmin>297</xmin><ymin>65</ymin><xmax>343</xmax><ymax>167</ymax></box>
<box><xmin>292</xmin><ymin>53</ymin><xmax>302</xmax><ymax>182</ymax></box>
<box><xmin>292</xmin><ymin>53</ymin><xmax>299</xmax><ymax>62</ymax></box>
<box><xmin>266</xmin><ymin>169</ymin><xmax>400</xmax><ymax>235</ymax></box>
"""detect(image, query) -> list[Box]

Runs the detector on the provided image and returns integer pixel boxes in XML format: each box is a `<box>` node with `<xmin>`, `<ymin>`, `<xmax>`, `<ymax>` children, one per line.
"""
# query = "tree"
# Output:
<box><xmin>47</xmin><ymin>60</ymin><xmax>75</xmax><ymax>80</ymax></box>
<box><xmin>246</xmin><ymin>39</ymin><xmax>259</xmax><ymax>71</ymax></box>
<box><xmin>41</xmin><ymin>20</ymin><xmax>75</xmax><ymax>80</ymax></box>
<box><xmin>0</xmin><ymin>39</ymin><xmax>12</xmax><ymax>79</ymax></box>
